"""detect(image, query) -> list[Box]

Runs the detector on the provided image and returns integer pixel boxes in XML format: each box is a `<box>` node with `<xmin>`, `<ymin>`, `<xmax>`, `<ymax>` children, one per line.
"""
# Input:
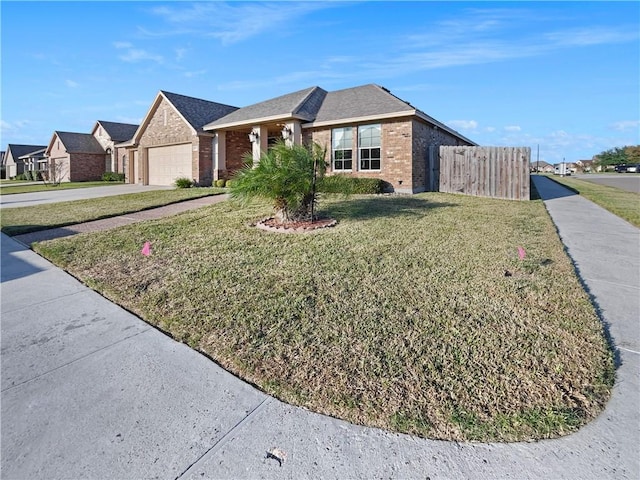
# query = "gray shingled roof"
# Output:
<box><xmin>97</xmin><ymin>121</ymin><xmax>139</xmax><ymax>142</ymax></box>
<box><xmin>312</xmin><ymin>84</ymin><xmax>414</xmax><ymax>124</ymax></box>
<box><xmin>204</xmin><ymin>86</ymin><xmax>326</xmax><ymax>129</ymax></box>
<box><xmin>161</xmin><ymin>91</ymin><xmax>239</xmax><ymax>132</ymax></box>
<box><xmin>56</xmin><ymin>132</ymin><xmax>106</xmax><ymax>154</ymax></box>
<box><xmin>18</xmin><ymin>147</ymin><xmax>47</xmax><ymax>159</ymax></box>
<box><xmin>6</xmin><ymin>144</ymin><xmax>48</xmax><ymax>160</ymax></box>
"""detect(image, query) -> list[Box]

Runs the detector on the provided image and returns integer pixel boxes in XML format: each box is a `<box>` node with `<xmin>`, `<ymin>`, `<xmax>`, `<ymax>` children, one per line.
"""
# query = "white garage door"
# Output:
<box><xmin>148</xmin><ymin>144</ymin><xmax>192</xmax><ymax>186</ymax></box>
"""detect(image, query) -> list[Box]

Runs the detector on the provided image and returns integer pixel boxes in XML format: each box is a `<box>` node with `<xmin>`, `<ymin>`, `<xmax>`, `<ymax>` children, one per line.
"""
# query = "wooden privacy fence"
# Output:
<box><xmin>439</xmin><ymin>146</ymin><xmax>530</xmax><ymax>201</ymax></box>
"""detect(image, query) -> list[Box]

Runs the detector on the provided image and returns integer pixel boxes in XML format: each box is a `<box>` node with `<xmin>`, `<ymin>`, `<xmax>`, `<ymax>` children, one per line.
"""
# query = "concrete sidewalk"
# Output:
<box><xmin>13</xmin><ymin>194</ymin><xmax>229</xmax><ymax>245</ymax></box>
<box><xmin>1</xmin><ymin>176</ymin><xmax>638</xmax><ymax>479</ymax></box>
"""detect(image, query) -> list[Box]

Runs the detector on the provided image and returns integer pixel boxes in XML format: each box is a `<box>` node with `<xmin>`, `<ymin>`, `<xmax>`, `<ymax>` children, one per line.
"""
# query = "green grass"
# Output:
<box><xmin>33</xmin><ymin>193</ymin><xmax>614</xmax><ymax>442</ymax></box>
<box><xmin>546</xmin><ymin>176</ymin><xmax>640</xmax><ymax>227</ymax></box>
<box><xmin>1</xmin><ymin>188</ymin><xmax>224</xmax><ymax>236</ymax></box>
<box><xmin>0</xmin><ymin>181</ymin><xmax>125</xmax><ymax>195</ymax></box>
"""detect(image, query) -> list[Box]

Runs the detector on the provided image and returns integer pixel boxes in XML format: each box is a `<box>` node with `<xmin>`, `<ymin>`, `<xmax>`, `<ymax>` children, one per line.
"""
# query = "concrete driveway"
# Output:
<box><xmin>0</xmin><ymin>184</ymin><xmax>172</xmax><ymax>209</ymax></box>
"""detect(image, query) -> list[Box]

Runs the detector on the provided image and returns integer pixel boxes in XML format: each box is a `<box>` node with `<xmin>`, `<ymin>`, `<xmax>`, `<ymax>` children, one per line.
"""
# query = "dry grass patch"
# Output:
<box><xmin>547</xmin><ymin>175</ymin><xmax>640</xmax><ymax>227</ymax></box>
<box><xmin>34</xmin><ymin>193</ymin><xmax>614</xmax><ymax>442</ymax></box>
<box><xmin>1</xmin><ymin>188</ymin><xmax>224</xmax><ymax>236</ymax></box>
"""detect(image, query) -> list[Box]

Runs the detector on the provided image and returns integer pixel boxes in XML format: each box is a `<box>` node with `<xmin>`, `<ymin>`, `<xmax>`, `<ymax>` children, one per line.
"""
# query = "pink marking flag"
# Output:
<box><xmin>518</xmin><ymin>246</ymin><xmax>526</xmax><ymax>260</ymax></box>
<box><xmin>141</xmin><ymin>241</ymin><xmax>151</xmax><ymax>256</ymax></box>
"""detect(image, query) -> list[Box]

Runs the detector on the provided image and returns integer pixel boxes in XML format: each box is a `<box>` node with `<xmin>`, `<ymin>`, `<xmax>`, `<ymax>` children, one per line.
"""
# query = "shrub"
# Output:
<box><xmin>230</xmin><ymin>141</ymin><xmax>327</xmax><ymax>223</ymax></box>
<box><xmin>317</xmin><ymin>175</ymin><xmax>385</xmax><ymax>194</ymax></box>
<box><xmin>174</xmin><ymin>177</ymin><xmax>194</xmax><ymax>188</ymax></box>
<box><xmin>214</xmin><ymin>179</ymin><xmax>226</xmax><ymax>188</ymax></box>
<box><xmin>15</xmin><ymin>173</ymin><xmax>28</xmax><ymax>181</ymax></box>
<box><xmin>225</xmin><ymin>180</ymin><xmax>235</xmax><ymax>188</ymax></box>
<box><xmin>102</xmin><ymin>172</ymin><xmax>125</xmax><ymax>182</ymax></box>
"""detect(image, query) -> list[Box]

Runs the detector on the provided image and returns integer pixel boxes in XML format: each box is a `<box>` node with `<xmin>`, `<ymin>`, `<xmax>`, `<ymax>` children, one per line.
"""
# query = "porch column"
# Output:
<box><xmin>283</xmin><ymin>121</ymin><xmax>302</xmax><ymax>147</ymax></box>
<box><xmin>250</xmin><ymin>125</ymin><xmax>268</xmax><ymax>165</ymax></box>
<box><xmin>213</xmin><ymin>131</ymin><xmax>226</xmax><ymax>180</ymax></box>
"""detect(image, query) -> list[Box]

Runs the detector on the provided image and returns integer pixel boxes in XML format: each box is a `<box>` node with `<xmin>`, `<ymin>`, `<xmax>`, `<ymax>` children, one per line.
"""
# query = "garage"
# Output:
<box><xmin>147</xmin><ymin>144</ymin><xmax>192</xmax><ymax>185</ymax></box>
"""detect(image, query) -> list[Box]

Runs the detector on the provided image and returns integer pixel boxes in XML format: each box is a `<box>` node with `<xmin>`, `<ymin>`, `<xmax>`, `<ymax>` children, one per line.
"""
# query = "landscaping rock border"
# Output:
<box><xmin>255</xmin><ymin>217</ymin><xmax>337</xmax><ymax>234</ymax></box>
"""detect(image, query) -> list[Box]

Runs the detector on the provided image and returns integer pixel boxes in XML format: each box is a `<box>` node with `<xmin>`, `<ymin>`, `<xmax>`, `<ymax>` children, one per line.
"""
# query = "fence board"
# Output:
<box><xmin>439</xmin><ymin>146</ymin><xmax>531</xmax><ymax>200</ymax></box>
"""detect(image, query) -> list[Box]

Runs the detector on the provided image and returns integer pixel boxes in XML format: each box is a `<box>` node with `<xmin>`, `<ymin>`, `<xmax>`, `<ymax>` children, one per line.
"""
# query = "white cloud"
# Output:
<box><xmin>175</xmin><ymin>48</ymin><xmax>187</xmax><ymax>61</ymax></box>
<box><xmin>184</xmin><ymin>69</ymin><xmax>206</xmax><ymax>78</ymax></box>
<box><xmin>117</xmin><ymin>46</ymin><xmax>163</xmax><ymax>64</ymax></box>
<box><xmin>447</xmin><ymin>120</ymin><xmax>478</xmax><ymax>131</ymax></box>
<box><xmin>610</xmin><ymin>120</ymin><xmax>640</xmax><ymax>131</ymax></box>
<box><xmin>504</xmin><ymin>125</ymin><xmax>521</xmax><ymax>132</ymax></box>
<box><xmin>65</xmin><ymin>79</ymin><xmax>79</xmax><ymax>88</ymax></box>
<box><xmin>113</xmin><ymin>41</ymin><xmax>133</xmax><ymax>49</ymax></box>
<box><xmin>148</xmin><ymin>2</ymin><xmax>335</xmax><ymax>45</ymax></box>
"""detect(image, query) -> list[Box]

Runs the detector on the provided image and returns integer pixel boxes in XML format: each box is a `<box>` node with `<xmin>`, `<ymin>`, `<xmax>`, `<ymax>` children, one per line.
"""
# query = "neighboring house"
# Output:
<box><xmin>3</xmin><ymin>144</ymin><xmax>47</xmax><ymax>178</ymax></box>
<box><xmin>575</xmin><ymin>159</ymin><xmax>594</xmax><ymax>172</ymax></box>
<box><xmin>91</xmin><ymin>120</ymin><xmax>139</xmax><ymax>175</ymax></box>
<box><xmin>530</xmin><ymin>160</ymin><xmax>552</xmax><ymax>172</ymax></box>
<box><xmin>203</xmin><ymin>84</ymin><xmax>475</xmax><ymax>193</ymax></box>
<box><xmin>19</xmin><ymin>147</ymin><xmax>48</xmax><ymax>175</ymax></box>
<box><xmin>45</xmin><ymin>132</ymin><xmax>107</xmax><ymax>182</ymax></box>
<box><xmin>119</xmin><ymin>91</ymin><xmax>238</xmax><ymax>186</ymax></box>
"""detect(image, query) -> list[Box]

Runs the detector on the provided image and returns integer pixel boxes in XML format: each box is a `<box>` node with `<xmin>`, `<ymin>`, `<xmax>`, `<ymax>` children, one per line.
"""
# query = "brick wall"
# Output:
<box><xmin>69</xmin><ymin>153</ymin><xmax>106</xmax><ymax>181</ymax></box>
<box><xmin>195</xmin><ymin>135</ymin><xmax>214</xmax><ymax>186</ymax></box>
<box><xmin>224</xmin><ymin>130</ymin><xmax>251</xmax><ymax>177</ymax></box>
<box><xmin>139</xmin><ymin>97</ymin><xmax>193</xmax><ymax>147</ymax></box>
<box><xmin>304</xmin><ymin>119</ymin><xmax>414</xmax><ymax>192</ymax></box>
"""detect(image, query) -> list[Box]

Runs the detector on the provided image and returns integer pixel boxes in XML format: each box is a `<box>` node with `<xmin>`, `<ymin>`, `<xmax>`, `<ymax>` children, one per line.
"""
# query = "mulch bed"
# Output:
<box><xmin>255</xmin><ymin>217</ymin><xmax>337</xmax><ymax>233</ymax></box>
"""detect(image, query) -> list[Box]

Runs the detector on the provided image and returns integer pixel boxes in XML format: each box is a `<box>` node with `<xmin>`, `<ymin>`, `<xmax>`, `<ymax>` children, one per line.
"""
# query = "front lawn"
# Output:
<box><xmin>1</xmin><ymin>188</ymin><xmax>224</xmax><ymax>236</ymax></box>
<box><xmin>34</xmin><ymin>193</ymin><xmax>614</xmax><ymax>442</ymax></box>
<box><xmin>0</xmin><ymin>181</ymin><xmax>123</xmax><ymax>195</ymax></box>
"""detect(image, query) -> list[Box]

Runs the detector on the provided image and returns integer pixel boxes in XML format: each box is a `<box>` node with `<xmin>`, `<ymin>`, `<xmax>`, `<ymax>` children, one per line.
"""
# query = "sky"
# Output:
<box><xmin>1</xmin><ymin>1</ymin><xmax>638</xmax><ymax>164</ymax></box>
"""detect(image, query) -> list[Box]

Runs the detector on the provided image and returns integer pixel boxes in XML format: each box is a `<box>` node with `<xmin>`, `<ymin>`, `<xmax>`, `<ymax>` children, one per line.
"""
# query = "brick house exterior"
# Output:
<box><xmin>204</xmin><ymin>84</ymin><xmax>474</xmax><ymax>193</ymax></box>
<box><xmin>45</xmin><ymin>132</ymin><xmax>106</xmax><ymax>182</ymax></box>
<box><xmin>91</xmin><ymin>121</ymin><xmax>139</xmax><ymax>175</ymax></box>
<box><xmin>119</xmin><ymin>91</ymin><xmax>238</xmax><ymax>186</ymax></box>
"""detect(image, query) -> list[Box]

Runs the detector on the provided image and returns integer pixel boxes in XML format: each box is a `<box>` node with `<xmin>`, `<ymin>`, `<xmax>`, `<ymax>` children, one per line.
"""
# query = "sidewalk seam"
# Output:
<box><xmin>1</xmin><ymin>327</ymin><xmax>152</xmax><ymax>393</ymax></box>
<box><xmin>1</xmin><ymin>289</ymin><xmax>87</xmax><ymax>315</ymax></box>
<box><xmin>175</xmin><ymin>396</ymin><xmax>273</xmax><ymax>479</ymax></box>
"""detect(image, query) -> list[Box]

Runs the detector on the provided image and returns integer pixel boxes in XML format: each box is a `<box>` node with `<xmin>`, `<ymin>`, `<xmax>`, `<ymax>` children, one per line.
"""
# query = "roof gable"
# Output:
<box><xmin>312</xmin><ymin>84</ymin><xmax>414</xmax><ymax>124</ymax></box>
<box><xmin>6</xmin><ymin>144</ymin><xmax>48</xmax><ymax>160</ymax></box>
<box><xmin>94</xmin><ymin>121</ymin><xmax>139</xmax><ymax>143</ymax></box>
<box><xmin>128</xmin><ymin>91</ymin><xmax>239</xmax><ymax>144</ymax></box>
<box><xmin>204</xmin><ymin>86</ymin><xmax>327</xmax><ymax>130</ymax></box>
<box><xmin>161</xmin><ymin>91</ymin><xmax>238</xmax><ymax>132</ymax></box>
<box><xmin>50</xmin><ymin>132</ymin><xmax>105</xmax><ymax>154</ymax></box>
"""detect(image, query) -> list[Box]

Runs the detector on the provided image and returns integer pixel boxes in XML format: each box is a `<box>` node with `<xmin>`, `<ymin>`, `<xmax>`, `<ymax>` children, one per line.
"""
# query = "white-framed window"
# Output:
<box><xmin>358</xmin><ymin>124</ymin><xmax>381</xmax><ymax>171</ymax></box>
<box><xmin>332</xmin><ymin>127</ymin><xmax>353</xmax><ymax>171</ymax></box>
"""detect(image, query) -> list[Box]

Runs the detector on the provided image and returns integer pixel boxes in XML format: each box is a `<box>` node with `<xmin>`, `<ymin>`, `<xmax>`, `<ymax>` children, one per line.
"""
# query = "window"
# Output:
<box><xmin>358</xmin><ymin>124</ymin><xmax>381</xmax><ymax>170</ymax></box>
<box><xmin>332</xmin><ymin>127</ymin><xmax>352</xmax><ymax>170</ymax></box>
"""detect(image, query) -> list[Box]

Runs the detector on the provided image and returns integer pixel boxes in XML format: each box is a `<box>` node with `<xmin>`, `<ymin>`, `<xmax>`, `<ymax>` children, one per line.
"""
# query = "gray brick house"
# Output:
<box><xmin>119</xmin><ymin>91</ymin><xmax>238</xmax><ymax>186</ymax></box>
<box><xmin>204</xmin><ymin>84</ymin><xmax>475</xmax><ymax>193</ymax></box>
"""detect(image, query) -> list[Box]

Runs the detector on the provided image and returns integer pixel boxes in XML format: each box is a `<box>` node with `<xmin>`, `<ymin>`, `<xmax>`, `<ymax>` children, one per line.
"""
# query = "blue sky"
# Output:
<box><xmin>1</xmin><ymin>1</ymin><xmax>638</xmax><ymax>164</ymax></box>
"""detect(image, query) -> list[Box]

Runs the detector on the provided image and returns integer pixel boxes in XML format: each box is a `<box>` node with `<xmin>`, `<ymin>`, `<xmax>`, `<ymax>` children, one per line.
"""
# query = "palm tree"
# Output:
<box><xmin>230</xmin><ymin>140</ymin><xmax>327</xmax><ymax>223</ymax></box>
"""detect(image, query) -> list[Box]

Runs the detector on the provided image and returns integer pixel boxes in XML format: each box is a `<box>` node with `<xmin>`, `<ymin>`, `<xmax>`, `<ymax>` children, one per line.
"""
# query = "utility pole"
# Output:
<box><xmin>536</xmin><ymin>144</ymin><xmax>539</xmax><ymax>172</ymax></box>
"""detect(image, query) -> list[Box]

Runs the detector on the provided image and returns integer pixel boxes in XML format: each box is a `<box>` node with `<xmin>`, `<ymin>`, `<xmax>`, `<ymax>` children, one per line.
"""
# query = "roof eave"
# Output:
<box><xmin>204</xmin><ymin>113</ymin><xmax>313</xmax><ymax>131</ymax></box>
<box><xmin>302</xmin><ymin>110</ymin><xmax>415</xmax><ymax>129</ymax></box>
<box><xmin>415</xmin><ymin>111</ymin><xmax>478</xmax><ymax>145</ymax></box>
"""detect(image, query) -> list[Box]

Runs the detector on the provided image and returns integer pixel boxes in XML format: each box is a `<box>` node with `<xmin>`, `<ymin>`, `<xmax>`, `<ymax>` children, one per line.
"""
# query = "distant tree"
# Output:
<box><xmin>593</xmin><ymin>147</ymin><xmax>627</xmax><ymax>168</ymax></box>
<box><xmin>625</xmin><ymin>145</ymin><xmax>640</xmax><ymax>163</ymax></box>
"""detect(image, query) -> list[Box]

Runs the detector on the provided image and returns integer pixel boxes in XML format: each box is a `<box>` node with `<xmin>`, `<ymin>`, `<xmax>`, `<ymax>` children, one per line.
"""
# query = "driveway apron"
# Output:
<box><xmin>1</xmin><ymin>176</ymin><xmax>638</xmax><ymax>479</ymax></box>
